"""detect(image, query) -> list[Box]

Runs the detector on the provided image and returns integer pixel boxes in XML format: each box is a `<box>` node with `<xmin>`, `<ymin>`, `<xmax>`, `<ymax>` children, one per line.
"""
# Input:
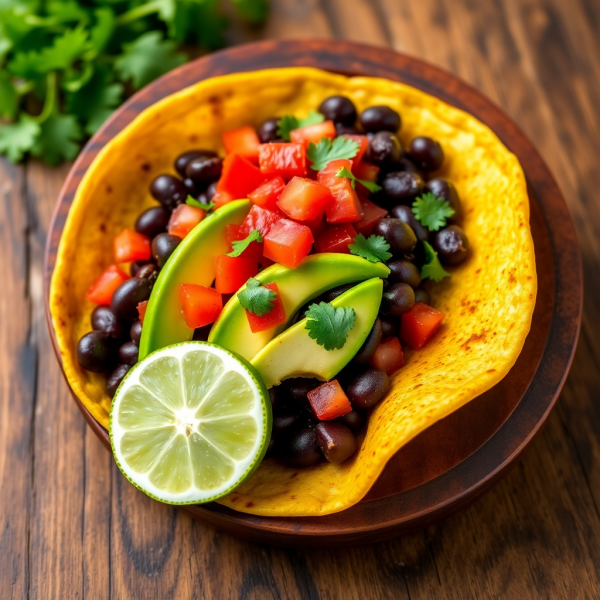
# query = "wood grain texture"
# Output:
<box><xmin>2</xmin><ymin>0</ymin><xmax>599</xmax><ymax>597</ymax></box>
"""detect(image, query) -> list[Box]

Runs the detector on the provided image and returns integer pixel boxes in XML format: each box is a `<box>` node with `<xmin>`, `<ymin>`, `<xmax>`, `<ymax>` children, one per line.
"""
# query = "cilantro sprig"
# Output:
<box><xmin>0</xmin><ymin>0</ymin><xmax>269</xmax><ymax>165</ymax></box>
<box><xmin>304</xmin><ymin>303</ymin><xmax>356</xmax><ymax>351</ymax></box>
<box><xmin>412</xmin><ymin>193</ymin><xmax>455</xmax><ymax>231</ymax></box>
<box><xmin>307</xmin><ymin>137</ymin><xmax>360</xmax><ymax>171</ymax></box>
<box><xmin>336</xmin><ymin>167</ymin><xmax>382</xmax><ymax>193</ymax></box>
<box><xmin>421</xmin><ymin>241</ymin><xmax>451</xmax><ymax>282</ymax></box>
<box><xmin>227</xmin><ymin>230</ymin><xmax>263</xmax><ymax>257</ymax></box>
<box><xmin>238</xmin><ymin>278</ymin><xmax>276</xmax><ymax>317</ymax></box>
<box><xmin>276</xmin><ymin>110</ymin><xmax>325</xmax><ymax>141</ymax></box>
<box><xmin>186</xmin><ymin>196</ymin><xmax>215</xmax><ymax>211</ymax></box>
<box><xmin>349</xmin><ymin>234</ymin><xmax>393</xmax><ymax>264</ymax></box>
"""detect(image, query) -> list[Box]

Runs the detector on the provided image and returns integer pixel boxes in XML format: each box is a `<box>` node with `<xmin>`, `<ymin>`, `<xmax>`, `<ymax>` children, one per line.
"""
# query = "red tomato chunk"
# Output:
<box><xmin>307</xmin><ymin>380</ymin><xmax>352</xmax><ymax>420</ymax></box>
<box><xmin>225</xmin><ymin>224</ymin><xmax>263</xmax><ymax>259</ymax></box>
<box><xmin>353</xmin><ymin>162</ymin><xmax>380</xmax><ymax>197</ymax></box>
<box><xmin>222</xmin><ymin>126</ymin><xmax>260</xmax><ymax>163</ymax></box>
<box><xmin>277</xmin><ymin>177</ymin><xmax>332</xmax><ymax>221</ymax></box>
<box><xmin>217</xmin><ymin>153</ymin><xmax>267</xmax><ymax>199</ymax></box>
<box><xmin>137</xmin><ymin>300</ymin><xmax>148</xmax><ymax>325</ymax></box>
<box><xmin>318</xmin><ymin>159</ymin><xmax>364</xmax><ymax>223</ymax></box>
<box><xmin>239</xmin><ymin>205</ymin><xmax>283</xmax><ymax>238</ymax></box>
<box><xmin>290</xmin><ymin>120</ymin><xmax>336</xmax><ymax>147</ymax></box>
<box><xmin>314</xmin><ymin>223</ymin><xmax>356</xmax><ymax>254</ymax></box>
<box><xmin>245</xmin><ymin>282</ymin><xmax>287</xmax><ymax>333</ymax></box>
<box><xmin>180</xmin><ymin>284</ymin><xmax>223</xmax><ymax>329</ymax></box>
<box><xmin>114</xmin><ymin>229</ymin><xmax>151</xmax><ymax>263</ymax></box>
<box><xmin>87</xmin><ymin>264</ymin><xmax>130</xmax><ymax>305</ymax></box>
<box><xmin>248</xmin><ymin>176</ymin><xmax>286</xmax><ymax>212</ymax></box>
<box><xmin>168</xmin><ymin>204</ymin><xmax>205</xmax><ymax>239</ymax></box>
<box><xmin>258</xmin><ymin>143</ymin><xmax>307</xmax><ymax>179</ymax></box>
<box><xmin>370</xmin><ymin>337</ymin><xmax>404</xmax><ymax>374</ymax></box>
<box><xmin>354</xmin><ymin>197</ymin><xmax>388</xmax><ymax>236</ymax></box>
<box><xmin>263</xmin><ymin>219</ymin><xmax>314</xmax><ymax>269</ymax></box>
<box><xmin>212</xmin><ymin>189</ymin><xmax>234</xmax><ymax>208</ymax></box>
<box><xmin>400</xmin><ymin>302</ymin><xmax>445</xmax><ymax>349</ymax></box>
<box><xmin>215</xmin><ymin>255</ymin><xmax>258</xmax><ymax>294</ymax></box>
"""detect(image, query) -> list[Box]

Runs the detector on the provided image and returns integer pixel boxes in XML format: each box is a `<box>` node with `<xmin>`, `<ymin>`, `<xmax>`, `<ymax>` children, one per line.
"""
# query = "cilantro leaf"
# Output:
<box><xmin>336</xmin><ymin>166</ymin><xmax>382</xmax><ymax>193</ymax></box>
<box><xmin>89</xmin><ymin>7</ymin><xmax>115</xmax><ymax>55</ymax></box>
<box><xmin>238</xmin><ymin>278</ymin><xmax>277</xmax><ymax>317</ymax></box>
<box><xmin>412</xmin><ymin>192</ymin><xmax>455</xmax><ymax>231</ymax></box>
<box><xmin>421</xmin><ymin>241</ymin><xmax>451</xmax><ymax>282</ymax></box>
<box><xmin>0</xmin><ymin>116</ymin><xmax>40</xmax><ymax>162</ymax></box>
<box><xmin>0</xmin><ymin>73</ymin><xmax>18</xmax><ymax>119</ymax></box>
<box><xmin>38</xmin><ymin>26</ymin><xmax>89</xmax><ymax>71</ymax></box>
<box><xmin>227</xmin><ymin>229</ymin><xmax>263</xmax><ymax>257</ymax></box>
<box><xmin>31</xmin><ymin>111</ymin><xmax>82</xmax><ymax>165</ymax></box>
<box><xmin>276</xmin><ymin>110</ymin><xmax>325</xmax><ymax>141</ymax></box>
<box><xmin>307</xmin><ymin>137</ymin><xmax>360</xmax><ymax>171</ymax></box>
<box><xmin>349</xmin><ymin>234</ymin><xmax>392</xmax><ymax>263</ymax></box>
<box><xmin>115</xmin><ymin>31</ymin><xmax>187</xmax><ymax>90</ymax></box>
<box><xmin>305</xmin><ymin>302</ymin><xmax>356</xmax><ymax>351</ymax></box>
<box><xmin>186</xmin><ymin>196</ymin><xmax>215</xmax><ymax>211</ymax></box>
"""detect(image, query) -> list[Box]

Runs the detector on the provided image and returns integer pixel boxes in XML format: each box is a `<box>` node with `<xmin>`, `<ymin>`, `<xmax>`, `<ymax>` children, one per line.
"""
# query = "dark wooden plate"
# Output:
<box><xmin>44</xmin><ymin>40</ymin><xmax>582</xmax><ymax>547</ymax></box>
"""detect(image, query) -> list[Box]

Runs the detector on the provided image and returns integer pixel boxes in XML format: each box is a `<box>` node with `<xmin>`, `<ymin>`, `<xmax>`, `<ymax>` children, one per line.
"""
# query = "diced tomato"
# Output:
<box><xmin>215</xmin><ymin>255</ymin><xmax>258</xmax><ymax>294</ymax></box>
<box><xmin>86</xmin><ymin>264</ymin><xmax>130</xmax><ymax>305</ymax></box>
<box><xmin>258</xmin><ymin>143</ymin><xmax>306</xmax><ymax>179</ymax></box>
<box><xmin>212</xmin><ymin>189</ymin><xmax>234</xmax><ymax>208</ymax></box>
<box><xmin>343</xmin><ymin>134</ymin><xmax>369</xmax><ymax>166</ymax></box>
<box><xmin>114</xmin><ymin>229</ymin><xmax>151</xmax><ymax>263</ymax></box>
<box><xmin>354</xmin><ymin>196</ymin><xmax>388</xmax><ymax>236</ymax></box>
<box><xmin>180</xmin><ymin>284</ymin><xmax>223</xmax><ymax>329</ymax></box>
<box><xmin>248</xmin><ymin>176</ymin><xmax>286</xmax><ymax>212</ymax></box>
<box><xmin>225</xmin><ymin>224</ymin><xmax>263</xmax><ymax>259</ymax></box>
<box><xmin>137</xmin><ymin>300</ymin><xmax>148</xmax><ymax>325</ymax></box>
<box><xmin>217</xmin><ymin>153</ymin><xmax>267</xmax><ymax>199</ymax></box>
<box><xmin>400</xmin><ymin>302</ymin><xmax>445</xmax><ymax>349</ymax></box>
<box><xmin>222</xmin><ymin>126</ymin><xmax>260</xmax><ymax>163</ymax></box>
<box><xmin>370</xmin><ymin>337</ymin><xmax>404</xmax><ymax>374</ymax></box>
<box><xmin>277</xmin><ymin>177</ymin><xmax>332</xmax><ymax>221</ymax></box>
<box><xmin>307</xmin><ymin>380</ymin><xmax>352</xmax><ymax>420</ymax></box>
<box><xmin>304</xmin><ymin>214</ymin><xmax>326</xmax><ymax>236</ymax></box>
<box><xmin>239</xmin><ymin>205</ymin><xmax>283</xmax><ymax>238</ymax></box>
<box><xmin>245</xmin><ymin>282</ymin><xmax>287</xmax><ymax>333</ymax></box>
<box><xmin>168</xmin><ymin>204</ymin><xmax>205</xmax><ymax>239</ymax></box>
<box><xmin>290</xmin><ymin>120</ymin><xmax>336</xmax><ymax>147</ymax></box>
<box><xmin>318</xmin><ymin>159</ymin><xmax>364</xmax><ymax>223</ymax></box>
<box><xmin>263</xmin><ymin>218</ymin><xmax>314</xmax><ymax>269</ymax></box>
<box><xmin>314</xmin><ymin>223</ymin><xmax>356</xmax><ymax>254</ymax></box>
<box><xmin>353</xmin><ymin>161</ymin><xmax>380</xmax><ymax>196</ymax></box>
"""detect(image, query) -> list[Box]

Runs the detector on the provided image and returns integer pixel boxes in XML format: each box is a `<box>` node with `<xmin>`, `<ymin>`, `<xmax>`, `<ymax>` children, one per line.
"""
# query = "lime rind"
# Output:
<box><xmin>109</xmin><ymin>341</ymin><xmax>272</xmax><ymax>505</ymax></box>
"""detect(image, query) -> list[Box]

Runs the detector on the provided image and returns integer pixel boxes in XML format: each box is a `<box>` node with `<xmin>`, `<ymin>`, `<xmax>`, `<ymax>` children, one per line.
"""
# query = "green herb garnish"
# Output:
<box><xmin>238</xmin><ymin>278</ymin><xmax>276</xmax><ymax>316</ymax></box>
<box><xmin>227</xmin><ymin>229</ymin><xmax>263</xmax><ymax>257</ymax></box>
<box><xmin>307</xmin><ymin>137</ymin><xmax>360</xmax><ymax>171</ymax></box>
<box><xmin>304</xmin><ymin>302</ymin><xmax>356</xmax><ymax>351</ymax></box>
<box><xmin>276</xmin><ymin>110</ymin><xmax>325</xmax><ymax>141</ymax></box>
<box><xmin>411</xmin><ymin>192</ymin><xmax>455</xmax><ymax>231</ymax></box>
<box><xmin>336</xmin><ymin>166</ymin><xmax>382</xmax><ymax>193</ymax></box>
<box><xmin>186</xmin><ymin>196</ymin><xmax>215</xmax><ymax>211</ymax></box>
<box><xmin>349</xmin><ymin>234</ymin><xmax>392</xmax><ymax>264</ymax></box>
<box><xmin>421</xmin><ymin>241</ymin><xmax>451</xmax><ymax>282</ymax></box>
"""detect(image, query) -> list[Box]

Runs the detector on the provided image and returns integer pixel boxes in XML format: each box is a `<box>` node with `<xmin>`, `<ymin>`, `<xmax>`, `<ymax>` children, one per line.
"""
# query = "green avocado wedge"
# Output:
<box><xmin>208</xmin><ymin>254</ymin><xmax>390</xmax><ymax>362</ymax></box>
<box><xmin>251</xmin><ymin>278</ymin><xmax>383</xmax><ymax>389</ymax></box>
<box><xmin>138</xmin><ymin>200</ymin><xmax>251</xmax><ymax>361</ymax></box>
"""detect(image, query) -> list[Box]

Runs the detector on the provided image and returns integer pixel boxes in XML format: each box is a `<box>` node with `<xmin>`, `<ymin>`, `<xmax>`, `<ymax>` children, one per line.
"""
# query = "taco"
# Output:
<box><xmin>50</xmin><ymin>67</ymin><xmax>536</xmax><ymax>516</ymax></box>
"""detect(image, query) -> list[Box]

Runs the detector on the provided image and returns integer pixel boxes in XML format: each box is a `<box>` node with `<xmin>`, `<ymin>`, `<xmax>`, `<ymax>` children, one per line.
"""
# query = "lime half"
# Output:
<box><xmin>109</xmin><ymin>342</ymin><xmax>271</xmax><ymax>504</ymax></box>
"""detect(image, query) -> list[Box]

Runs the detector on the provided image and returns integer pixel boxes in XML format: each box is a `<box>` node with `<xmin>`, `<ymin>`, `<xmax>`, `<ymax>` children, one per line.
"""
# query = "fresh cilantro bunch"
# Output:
<box><xmin>0</xmin><ymin>0</ymin><xmax>269</xmax><ymax>165</ymax></box>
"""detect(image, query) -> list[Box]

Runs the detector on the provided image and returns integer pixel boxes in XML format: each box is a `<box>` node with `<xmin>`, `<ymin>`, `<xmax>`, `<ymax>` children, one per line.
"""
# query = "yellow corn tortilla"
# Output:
<box><xmin>50</xmin><ymin>67</ymin><xmax>536</xmax><ymax>517</ymax></box>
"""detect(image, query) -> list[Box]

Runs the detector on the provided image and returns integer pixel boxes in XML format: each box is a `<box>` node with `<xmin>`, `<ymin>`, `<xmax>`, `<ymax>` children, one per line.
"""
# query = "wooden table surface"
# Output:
<box><xmin>2</xmin><ymin>0</ymin><xmax>599</xmax><ymax>598</ymax></box>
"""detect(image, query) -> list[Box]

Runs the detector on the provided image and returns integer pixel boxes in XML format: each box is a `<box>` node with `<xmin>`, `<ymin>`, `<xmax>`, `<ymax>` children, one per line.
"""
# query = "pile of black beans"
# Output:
<box><xmin>75</xmin><ymin>150</ymin><xmax>224</xmax><ymax>394</ymax></box>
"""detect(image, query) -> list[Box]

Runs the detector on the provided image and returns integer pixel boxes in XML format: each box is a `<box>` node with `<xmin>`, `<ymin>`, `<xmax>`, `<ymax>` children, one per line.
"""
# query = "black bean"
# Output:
<box><xmin>432</xmin><ymin>225</ymin><xmax>469</xmax><ymax>265</ymax></box>
<box><xmin>354</xmin><ymin>318</ymin><xmax>383</xmax><ymax>364</ymax></box>
<box><xmin>110</xmin><ymin>278</ymin><xmax>152</xmax><ymax>321</ymax></box>
<box><xmin>151</xmin><ymin>233</ymin><xmax>181</xmax><ymax>268</ymax></box>
<box><xmin>409</xmin><ymin>137</ymin><xmax>444</xmax><ymax>172</ymax></box>
<box><xmin>257</xmin><ymin>118</ymin><xmax>280</xmax><ymax>143</ymax></box>
<box><xmin>379</xmin><ymin>316</ymin><xmax>398</xmax><ymax>338</ymax></box>
<box><xmin>185</xmin><ymin>156</ymin><xmax>223</xmax><ymax>184</ymax></box>
<box><xmin>150</xmin><ymin>175</ymin><xmax>187</xmax><ymax>210</ymax></box>
<box><xmin>130</xmin><ymin>320</ymin><xmax>142</xmax><ymax>345</ymax></box>
<box><xmin>381</xmin><ymin>171</ymin><xmax>424</xmax><ymax>205</ymax></box>
<box><xmin>135</xmin><ymin>206</ymin><xmax>170</xmax><ymax>238</ymax></box>
<box><xmin>387</xmin><ymin>259</ymin><xmax>421</xmax><ymax>288</ymax></box>
<box><xmin>335</xmin><ymin>124</ymin><xmax>361</xmax><ymax>136</ymax></box>
<box><xmin>130</xmin><ymin>260</ymin><xmax>147</xmax><ymax>277</ymax></box>
<box><xmin>280</xmin><ymin>428</ymin><xmax>323</xmax><ymax>467</ymax></box>
<box><xmin>336</xmin><ymin>409</ymin><xmax>366</xmax><ymax>433</ymax></box>
<box><xmin>135</xmin><ymin>262</ymin><xmax>159</xmax><ymax>283</ymax></box>
<box><xmin>106</xmin><ymin>363</ymin><xmax>131</xmax><ymax>398</ymax></box>
<box><xmin>390</xmin><ymin>205</ymin><xmax>430</xmax><ymax>242</ymax></box>
<box><xmin>76</xmin><ymin>331</ymin><xmax>116</xmax><ymax>373</ymax></box>
<box><xmin>91</xmin><ymin>306</ymin><xmax>125</xmax><ymax>340</ymax></box>
<box><xmin>118</xmin><ymin>341</ymin><xmax>139</xmax><ymax>365</ymax></box>
<box><xmin>175</xmin><ymin>149</ymin><xmax>217</xmax><ymax>177</ymax></box>
<box><xmin>425</xmin><ymin>178</ymin><xmax>462</xmax><ymax>222</ymax></box>
<box><xmin>381</xmin><ymin>282</ymin><xmax>415</xmax><ymax>316</ymax></box>
<box><xmin>360</xmin><ymin>106</ymin><xmax>401</xmax><ymax>133</ymax></box>
<box><xmin>414</xmin><ymin>288</ymin><xmax>431</xmax><ymax>305</ymax></box>
<box><xmin>367</xmin><ymin>131</ymin><xmax>402</xmax><ymax>166</ymax></box>
<box><xmin>192</xmin><ymin>323</ymin><xmax>212</xmax><ymax>342</ymax></box>
<box><xmin>318</xmin><ymin>95</ymin><xmax>357</xmax><ymax>126</ymax></box>
<box><xmin>284</xmin><ymin>378</ymin><xmax>322</xmax><ymax>403</ymax></box>
<box><xmin>206</xmin><ymin>181</ymin><xmax>218</xmax><ymax>201</ymax></box>
<box><xmin>322</xmin><ymin>283</ymin><xmax>355</xmax><ymax>302</ymax></box>
<box><xmin>396</xmin><ymin>156</ymin><xmax>425</xmax><ymax>179</ymax></box>
<box><xmin>373</xmin><ymin>218</ymin><xmax>417</xmax><ymax>254</ymax></box>
<box><xmin>346</xmin><ymin>368</ymin><xmax>390</xmax><ymax>409</ymax></box>
<box><xmin>315</xmin><ymin>422</ymin><xmax>357</xmax><ymax>464</ymax></box>
<box><xmin>273</xmin><ymin>411</ymin><xmax>304</xmax><ymax>438</ymax></box>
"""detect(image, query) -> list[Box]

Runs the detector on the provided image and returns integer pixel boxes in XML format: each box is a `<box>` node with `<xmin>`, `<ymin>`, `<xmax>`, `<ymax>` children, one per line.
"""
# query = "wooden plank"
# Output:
<box><xmin>0</xmin><ymin>158</ymin><xmax>32</xmax><ymax>600</ymax></box>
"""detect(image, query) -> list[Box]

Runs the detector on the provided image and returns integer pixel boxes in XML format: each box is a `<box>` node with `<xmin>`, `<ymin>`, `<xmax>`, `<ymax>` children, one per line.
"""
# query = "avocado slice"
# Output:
<box><xmin>251</xmin><ymin>278</ymin><xmax>383</xmax><ymax>388</ymax></box>
<box><xmin>208</xmin><ymin>255</ymin><xmax>390</xmax><ymax>361</ymax></box>
<box><xmin>139</xmin><ymin>199</ymin><xmax>251</xmax><ymax>360</ymax></box>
